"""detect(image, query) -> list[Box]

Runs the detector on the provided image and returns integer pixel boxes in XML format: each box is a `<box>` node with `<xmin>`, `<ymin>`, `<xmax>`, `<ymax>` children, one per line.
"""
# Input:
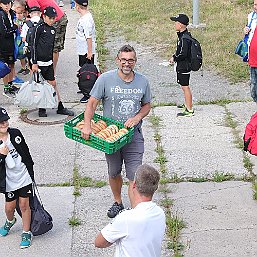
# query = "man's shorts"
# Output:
<box><xmin>0</xmin><ymin>52</ymin><xmax>15</xmax><ymax>65</ymax></box>
<box><xmin>39</xmin><ymin>64</ymin><xmax>55</xmax><ymax>81</ymax></box>
<box><xmin>5</xmin><ymin>184</ymin><xmax>32</xmax><ymax>202</ymax></box>
<box><xmin>105</xmin><ymin>127</ymin><xmax>144</xmax><ymax>181</ymax></box>
<box><xmin>177</xmin><ymin>72</ymin><xmax>190</xmax><ymax>86</ymax></box>
<box><xmin>53</xmin><ymin>14</ymin><xmax>68</xmax><ymax>53</ymax></box>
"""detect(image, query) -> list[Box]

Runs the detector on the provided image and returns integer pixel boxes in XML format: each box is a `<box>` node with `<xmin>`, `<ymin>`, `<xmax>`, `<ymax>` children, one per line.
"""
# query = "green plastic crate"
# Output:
<box><xmin>64</xmin><ymin>112</ymin><xmax>134</xmax><ymax>154</ymax></box>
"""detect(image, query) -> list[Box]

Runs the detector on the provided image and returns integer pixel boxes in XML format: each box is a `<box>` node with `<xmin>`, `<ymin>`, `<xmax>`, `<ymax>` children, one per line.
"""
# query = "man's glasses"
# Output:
<box><xmin>118</xmin><ymin>58</ymin><xmax>136</xmax><ymax>65</ymax></box>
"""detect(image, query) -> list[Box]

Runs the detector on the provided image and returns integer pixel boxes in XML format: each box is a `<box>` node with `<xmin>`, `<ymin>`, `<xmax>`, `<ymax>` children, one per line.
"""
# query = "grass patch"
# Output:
<box><xmin>69</xmin><ymin>216</ymin><xmax>81</xmax><ymax>227</ymax></box>
<box><xmin>213</xmin><ymin>172</ymin><xmax>235</xmax><ymax>182</ymax></box>
<box><xmin>19</xmin><ymin>108</ymin><xmax>28</xmax><ymax>114</ymax></box>
<box><xmin>243</xmin><ymin>154</ymin><xmax>254</xmax><ymax>172</ymax></box>
<box><xmin>187</xmin><ymin>177</ymin><xmax>209</xmax><ymax>182</ymax></box>
<box><xmin>79</xmin><ymin>176</ymin><xmax>107</xmax><ymax>187</ymax></box>
<box><xmin>166</xmin><ymin>213</ymin><xmax>186</xmax><ymax>253</ymax></box>
<box><xmin>149</xmin><ymin>115</ymin><xmax>162</xmax><ymax>127</ymax></box>
<box><xmin>160</xmin><ymin>198</ymin><xmax>173</xmax><ymax>208</ymax></box>
<box><xmin>91</xmin><ymin>0</ymin><xmax>253</xmax><ymax>82</ymax></box>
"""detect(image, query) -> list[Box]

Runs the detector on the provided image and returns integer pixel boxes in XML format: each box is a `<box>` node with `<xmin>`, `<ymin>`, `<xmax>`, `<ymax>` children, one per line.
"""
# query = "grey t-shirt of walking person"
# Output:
<box><xmin>90</xmin><ymin>69</ymin><xmax>152</xmax><ymax>125</ymax></box>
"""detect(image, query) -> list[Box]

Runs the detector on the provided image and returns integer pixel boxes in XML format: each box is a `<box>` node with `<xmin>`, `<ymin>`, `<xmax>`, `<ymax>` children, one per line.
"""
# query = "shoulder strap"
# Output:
<box><xmin>26</xmin><ymin>20</ymin><xmax>33</xmax><ymax>28</ymax></box>
<box><xmin>182</xmin><ymin>33</ymin><xmax>193</xmax><ymax>41</ymax></box>
<box><xmin>248</xmin><ymin>12</ymin><xmax>255</xmax><ymax>28</ymax></box>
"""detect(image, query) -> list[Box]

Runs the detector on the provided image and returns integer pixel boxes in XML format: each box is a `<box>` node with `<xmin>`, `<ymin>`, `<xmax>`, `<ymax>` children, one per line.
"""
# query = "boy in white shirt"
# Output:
<box><xmin>20</xmin><ymin>6</ymin><xmax>42</xmax><ymax>70</ymax></box>
<box><xmin>75</xmin><ymin>0</ymin><xmax>96</xmax><ymax>66</ymax></box>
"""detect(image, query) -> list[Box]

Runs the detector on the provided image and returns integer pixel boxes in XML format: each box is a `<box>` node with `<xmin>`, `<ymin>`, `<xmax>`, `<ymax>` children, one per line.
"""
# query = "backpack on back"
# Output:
<box><xmin>77</xmin><ymin>63</ymin><xmax>100</xmax><ymax>98</ymax></box>
<box><xmin>243</xmin><ymin>112</ymin><xmax>257</xmax><ymax>155</ymax></box>
<box><xmin>25</xmin><ymin>19</ymin><xmax>43</xmax><ymax>53</ymax></box>
<box><xmin>182</xmin><ymin>34</ymin><xmax>203</xmax><ymax>71</ymax></box>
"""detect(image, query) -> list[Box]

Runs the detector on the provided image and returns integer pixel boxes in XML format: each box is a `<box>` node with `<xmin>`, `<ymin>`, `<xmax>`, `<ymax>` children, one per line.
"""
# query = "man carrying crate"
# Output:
<box><xmin>81</xmin><ymin>45</ymin><xmax>152</xmax><ymax>218</ymax></box>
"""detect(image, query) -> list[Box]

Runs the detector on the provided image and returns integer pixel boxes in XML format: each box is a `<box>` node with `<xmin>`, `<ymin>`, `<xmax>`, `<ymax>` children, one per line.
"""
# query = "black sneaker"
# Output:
<box><xmin>38</xmin><ymin>108</ymin><xmax>47</xmax><ymax>117</ymax></box>
<box><xmin>107</xmin><ymin>202</ymin><xmax>124</xmax><ymax>218</ymax></box>
<box><xmin>57</xmin><ymin>108</ymin><xmax>74</xmax><ymax>116</ymax></box>
<box><xmin>77</xmin><ymin>90</ymin><xmax>82</xmax><ymax>94</ymax></box>
<box><xmin>80</xmin><ymin>96</ymin><xmax>89</xmax><ymax>103</ymax></box>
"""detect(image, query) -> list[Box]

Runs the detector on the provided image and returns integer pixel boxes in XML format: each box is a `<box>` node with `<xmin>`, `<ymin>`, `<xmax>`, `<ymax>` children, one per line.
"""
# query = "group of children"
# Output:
<box><xmin>0</xmin><ymin>0</ymin><xmax>96</xmax><ymax>249</ymax></box>
<box><xmin>0</xmin><ymin>0</ymin><xmax>74</xmax><ymax>117</ymax></box>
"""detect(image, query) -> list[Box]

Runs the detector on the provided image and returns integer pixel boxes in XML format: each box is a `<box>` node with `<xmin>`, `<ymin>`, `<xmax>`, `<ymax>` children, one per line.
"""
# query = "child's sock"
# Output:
<box><xmin>7</xmin><ymin>217</ymin><xmax>15</xmax><ymax>223</ymax></box>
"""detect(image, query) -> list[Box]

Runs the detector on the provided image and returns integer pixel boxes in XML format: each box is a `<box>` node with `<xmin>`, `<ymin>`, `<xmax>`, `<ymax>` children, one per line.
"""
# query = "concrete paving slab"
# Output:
<box><xmin>0</xmin><ymin>187</ymin><xmax>74</xmax><ymax>257</ymax></box>
<box><xmin>154</xmin><ymin>105</ymin><xmax>247</xmax><ymax>178</ymax></box>
<box><xmin>167</xmin><ymin>181</ymin><xmax>257</xmax><ymax>257</ymax></box>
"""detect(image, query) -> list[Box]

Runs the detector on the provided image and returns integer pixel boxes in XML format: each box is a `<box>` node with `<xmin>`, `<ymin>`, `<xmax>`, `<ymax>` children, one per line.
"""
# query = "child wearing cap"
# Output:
<box><xmin>30</xmin><ymin>6</ymin><xmax>74</xmax><ymax>117</ymax></box>
<box><xmin>0</xmin><ymin>0</ymin><xmax>20</xmax><ymax>98</ymax></box>
<box><xmin>75</xmin><ymin>0</ymin><xmax>96</xmax><ymax>66</ymax></box>
<box><xmin>169</xmin><ymin>13</ymin><xmax>194</xmax><ymax>117</ymax></box>
<box><xmin>0</xmin><ymin>107</ymin><xmax>34</xmax><ymax>248</ymax></box>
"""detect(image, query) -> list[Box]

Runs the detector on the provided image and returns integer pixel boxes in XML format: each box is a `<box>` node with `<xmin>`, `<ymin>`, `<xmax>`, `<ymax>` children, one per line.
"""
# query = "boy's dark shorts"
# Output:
<box><xmin>79</xmin><ymin>54</ymin><xmax>95</xmax><ymax>67</ymax></box>
<box><xmin>5</xmin><ymin>183</ymin><xmax>32</xmax><ymax>202</ymax></box>
<box><xmin>177</xmin><ymin>72</ymin><xmax>190</xmax><ymax>86</ymax></box>
<box><xmin>39</xmin><ymin>64</ymin><xmax>55</xmax><ymax>81</ymax></box>
<box><xmin>53</xmin><ymin>14</ymin><xmax>68</xmax><ymax>53</ymax></box>
<box><xmin>0</xmin><ymin>52</ymin><xmax>15</xmax><ymax>65</ymax></box>
<box><xmin>105</xmin><ymin>127</ymin><xmax>144</xmax><ymax>181</ymax></box>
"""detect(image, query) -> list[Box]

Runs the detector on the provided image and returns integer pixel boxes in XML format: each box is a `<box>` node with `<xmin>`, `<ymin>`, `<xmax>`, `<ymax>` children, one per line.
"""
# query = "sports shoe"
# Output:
<box><xmin>0</xmin><ymin>217</ymin><xmax>17</xmax><ymax>236</ymax></box>
<box><xmin>12</xmin><ymin>84</ymin><xmax>20</xmax><ymax>92</ymax></box>
<box><xmin>20</xmin><ymin>231</ymin><xmax>32</xmax><ymax>249</ymax></box>
<box><xmin>107</xmin><ymin>202</ymin><xmax>124</xmax><ymax>218</ymax></box>
<box><xmin>12</xmin><ymin>76</ymin><xmax>24</xmax><ymax>84</ymax></box>
<box><xmin>80</xmin><ymin>96</ymin><xmax>89</xmax><ymax>103</ymax></box>
<box><xmin>38</xmin><ymin>108</ymin><xmax>47</xmax><ymax>117</ymax></box>
<box><xmin>177</xmin><ymin>108</ymin><xmax>195</xmax><ymax>117</ymax></box>
<box><xmin>59</xmin><ymin>1</ymin><xmax>64</xmax><ymax>7</ymax></box>
<box><xmin>3</xmin><ymin>86</ymin><xmax>16</xmax><ymax>98</ymax></box>
<box><xmin>177</xmin><ymin>103</ymin><xmax>186</xmax><ymax>109</ymax></box>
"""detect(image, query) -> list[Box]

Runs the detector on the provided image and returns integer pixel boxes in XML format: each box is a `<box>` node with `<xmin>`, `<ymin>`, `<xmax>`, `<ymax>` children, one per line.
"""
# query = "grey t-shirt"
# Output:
<box><xmin>90</xmin><ymin>69</ymin><xmax>152</xmax><ymax>124</ymax></box>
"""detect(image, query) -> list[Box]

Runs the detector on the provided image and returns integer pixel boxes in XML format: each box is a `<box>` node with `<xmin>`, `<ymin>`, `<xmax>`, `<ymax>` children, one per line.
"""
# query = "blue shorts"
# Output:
<box><xmin>105</xmin><ymin>127</ymin><xmax>144</xmax><ymax>181</ymax></box>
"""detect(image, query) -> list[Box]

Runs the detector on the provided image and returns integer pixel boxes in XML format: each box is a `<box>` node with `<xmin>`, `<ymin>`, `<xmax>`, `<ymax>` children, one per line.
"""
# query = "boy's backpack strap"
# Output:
<box><xmin>26</xmin><ymin>20</ymin><xmax>34</xmax><ymax>28</ymax></box>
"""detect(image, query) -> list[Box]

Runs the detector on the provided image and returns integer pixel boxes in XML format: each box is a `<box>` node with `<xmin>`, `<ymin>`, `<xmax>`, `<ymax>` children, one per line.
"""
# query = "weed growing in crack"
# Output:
<box><xmin>69</xmin><ymin>216</ymin><xmax>81</xmax><ymax>227</ymax></box>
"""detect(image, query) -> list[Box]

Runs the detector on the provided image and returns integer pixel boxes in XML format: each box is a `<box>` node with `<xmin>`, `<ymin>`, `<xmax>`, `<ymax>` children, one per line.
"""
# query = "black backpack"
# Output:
<box><xmin>25</xmin><ymin>19</ymin><xmax>43</xmax><ymax>52</ymax></box>
<box><xmin>182</xmin><ymin>34</ymin><xmax>203</xmax><ymax>71</ymax></box>
<box><xmin>77</xmin><ymin>63</ymin><xmax>99</xmax><ymax>98</ymax></box>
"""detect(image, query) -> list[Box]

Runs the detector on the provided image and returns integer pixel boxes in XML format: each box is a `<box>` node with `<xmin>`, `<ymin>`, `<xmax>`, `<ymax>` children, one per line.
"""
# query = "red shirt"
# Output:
<box><xmin>26</xmin><ymin>0</ymin><xmax>64</xmax><ymax>21</ymax></box>
<box><xmin>249</xmin><ymin>28</ymin><xmax>257</xmax><ymax>67</ymax></box>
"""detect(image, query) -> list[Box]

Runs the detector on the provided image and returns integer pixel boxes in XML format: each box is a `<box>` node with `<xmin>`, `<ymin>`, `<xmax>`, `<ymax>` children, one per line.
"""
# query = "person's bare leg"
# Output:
<box><xmin>5</xmin><ymin>200</ymin><xmax>16</xmax><ymax>221</ymax></box>
<box><xmin>181</xmin><ymin>85</ymin><xmax>193</xmax><ymax>110</ymax></box>
<box><xmin>109</xmin><ymin>175</ymin><xmax>123</xmax><ymax>203</ymax></box>
<box><xmin>19</xmin><ymin>197</ymin><xmax>31</xmax><ymax>232</ymax></box>
<box><xmin>48</xmin><ymin>80</ymin><xmax>61</xmax><ymax>101</ymax></box>
<box><xmin>53</xmin><ymin>51</ymin><xmax>59</xmax><ymax>75</ymax></box>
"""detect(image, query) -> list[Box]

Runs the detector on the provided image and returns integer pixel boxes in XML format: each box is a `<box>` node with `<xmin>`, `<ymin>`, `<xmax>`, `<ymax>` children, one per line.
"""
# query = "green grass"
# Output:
<box><xmin>213</xmin><ymin>172</ymin><xmax>235</xmax><ymax>182</ymax></box>
<box><xmin>91</xmin><ymin>0</ymin><xmax>253</xmax><ymax>82</ymax></box>
<box><xmin>68</xmin><ymin>216</ymin><xmax>81</xmax><ymax>227</ymax></box>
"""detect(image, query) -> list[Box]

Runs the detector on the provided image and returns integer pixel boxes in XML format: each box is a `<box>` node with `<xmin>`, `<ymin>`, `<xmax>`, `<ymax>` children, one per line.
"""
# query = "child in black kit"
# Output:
<box><xmin>169</xmin><ymin>14</ymin><xmax>194</xmax><ymax>117</ymax></box>
<box><xmin>0</xmin><ymin>107</ymin><xmax>34</xmax><ymax>248</ymax></box>
<box><xmin>31</xmin><ymin>6</ymin><xmax>74</xmax><ymax>118</ymax></box>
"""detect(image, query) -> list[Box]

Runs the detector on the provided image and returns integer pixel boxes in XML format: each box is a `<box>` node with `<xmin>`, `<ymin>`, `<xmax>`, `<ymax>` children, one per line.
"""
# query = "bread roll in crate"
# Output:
<box><xmin>64</xmin><ymin>112</ymin><xmax>134</xmax><ymax>154</ymax></box>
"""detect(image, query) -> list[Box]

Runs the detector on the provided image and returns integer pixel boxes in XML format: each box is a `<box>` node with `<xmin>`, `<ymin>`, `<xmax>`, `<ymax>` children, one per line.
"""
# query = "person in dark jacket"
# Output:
<box><xmin>0</xmin><ymin>0</ymin><xmax>19</xmax><ymax>97</ymax></box>
<box><xmin>0</xmin><ymin>107</ymin><xmax>34</xmax><ymax>248</ymax></box>
<box><xmin>169</xmin><ymin>14</ymin><xmax>194</xmax><ymax>117</ymax></box>
<box><xmin>31</xmin><ymin>6</ymin><xmax>74</xmax><ymax>117</ymax></box>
